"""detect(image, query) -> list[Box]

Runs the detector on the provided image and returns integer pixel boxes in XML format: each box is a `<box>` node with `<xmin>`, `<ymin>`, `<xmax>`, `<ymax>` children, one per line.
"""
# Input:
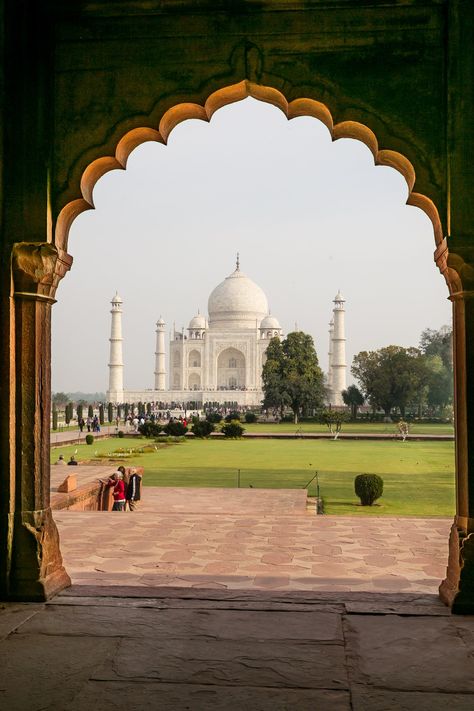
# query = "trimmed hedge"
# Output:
<box><xmin>164</xmin><ymin>420</ymin><xmax>188</xmax><ymax>437</ymax></box>
<box><xmin>138</xmin><ymin>421</ymin><xmax>163</xmax><ymax>438</ymax></box>
<box><xmin>206</xmin><ymin>412</ymin><xmax>223</xmax><ymax>424</ymax></box>
<box><xmin>85</xmin><ymin>434</ymin><xmax>94</xmax><ymax>445</ymax></box>
<box><xmin>244</xmin><ymin>412</ymin><xmax>258</xmax><ymax>423</ymax></box>
<box><xmin>221</xmin><ymin>420</ymin><xmax>245</xmax><ymax>438</ymax></box>
<box><xmin>192</xmin><ymin>420</ymin><xmax>215</xmax><ymax>438</ymax></box>
<box><xmin>354</xmin><ymin>474</ymin><xmax>384</xmax><ymax>506</ymax></box>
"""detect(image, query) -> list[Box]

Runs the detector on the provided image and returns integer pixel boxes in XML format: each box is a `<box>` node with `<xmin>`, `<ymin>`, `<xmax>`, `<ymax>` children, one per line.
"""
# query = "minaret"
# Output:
<box><xmin>154</xmin><ymin>317</ymin><xmax>166</xmax><ymax>390</ymax></box>
<box><xmin>327</xmin><ymin>317</ymin><xmax>334</xmax><ymax>401</ymax></box>
<box><xmin>331</xmin><ymin>291</ymin><xmax>347</xmax><ymax>406</ymax></box>
<box><xmin>107</xmin><ymin>292</ymin><xmax>124</xmax><ymax>402</ymax></box>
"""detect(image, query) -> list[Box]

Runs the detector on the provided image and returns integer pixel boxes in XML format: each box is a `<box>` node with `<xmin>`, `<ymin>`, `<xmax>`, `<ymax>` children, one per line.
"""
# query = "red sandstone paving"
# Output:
<box><xmin>53</xmin><ymin>486</ymin><xmax>451</xmax><ymax>594</ymax></box>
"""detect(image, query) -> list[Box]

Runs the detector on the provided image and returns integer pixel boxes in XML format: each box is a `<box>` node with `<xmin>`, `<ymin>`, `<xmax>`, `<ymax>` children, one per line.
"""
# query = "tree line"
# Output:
<box><xmin>262</xmin><ymin>325</ymin><xmax>453</xmax><ymax>422</ymax></box>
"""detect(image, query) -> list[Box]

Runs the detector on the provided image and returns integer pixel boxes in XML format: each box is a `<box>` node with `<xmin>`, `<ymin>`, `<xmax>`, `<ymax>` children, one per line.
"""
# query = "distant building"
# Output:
<box><xmin>106</xmin><ymin>257</ymin><xmax>347</xmax><ymax>407</ymax></box>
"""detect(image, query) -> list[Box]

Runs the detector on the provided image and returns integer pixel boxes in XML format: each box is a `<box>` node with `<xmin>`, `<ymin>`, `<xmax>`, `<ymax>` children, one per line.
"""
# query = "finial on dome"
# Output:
<box><xmin>236</xmin><ymin>252</ymin><xmax>240</xmax><ymax>271</ymax></box>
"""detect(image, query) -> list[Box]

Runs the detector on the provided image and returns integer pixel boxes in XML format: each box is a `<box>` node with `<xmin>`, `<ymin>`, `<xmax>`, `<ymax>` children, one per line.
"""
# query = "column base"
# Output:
<box><xmin>439</xmin><ymin>519</ymin><xmax>474</xmax><ymax>614</ymax></box>
<box><xmin>2</xmin><ymin>507</ymin><xmax>71</xmax><ymax>601</ymax></box>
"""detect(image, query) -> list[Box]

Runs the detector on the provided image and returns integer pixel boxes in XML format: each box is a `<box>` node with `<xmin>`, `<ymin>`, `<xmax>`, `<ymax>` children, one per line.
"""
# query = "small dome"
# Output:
<box><xmin>156</xmin><ymin>316</ymin><xmax>165</xmax><ymax>327</ymax></box>
<box><xmin>189</xmin><ymin>313</ymin><xmax>206</xmax><ymax>329</ymax></box>
<box><xmin>111</xmin><ymin>291</ymin><xmax>123</xmax><ymax>304</ymax></box>
<box><xmin>334</xmin><ymin>290</ymin><xmax>345</xmax><ymax>302</ymax></box>
<box><xmin>260</xmin><ymin>315</ymin><xmax>281</xmax><ymax>330</ymax></box>
<box><xmin>208</xmin><ymin>261</ymin><xmax>268</xmax><ymax>329</ymax></box>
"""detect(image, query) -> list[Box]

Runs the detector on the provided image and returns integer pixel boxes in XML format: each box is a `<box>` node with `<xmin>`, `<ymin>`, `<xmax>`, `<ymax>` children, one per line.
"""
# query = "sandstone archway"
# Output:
<box><xmin>4</xmin><ymin>21</ymin><xmax>473</xmax><ymax>611</ymax></box>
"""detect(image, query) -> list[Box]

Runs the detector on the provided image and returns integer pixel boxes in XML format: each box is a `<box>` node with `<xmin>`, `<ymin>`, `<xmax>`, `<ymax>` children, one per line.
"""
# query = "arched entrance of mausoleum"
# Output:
<box><xmin>3</xmin><ymin>38</ymin><xmax>473</xmax><ymax>613</ymax></box>
<box><xmin>217</xmin><ymin>347</ymin><xmax>246</xmax><ymax>390</ymax></box>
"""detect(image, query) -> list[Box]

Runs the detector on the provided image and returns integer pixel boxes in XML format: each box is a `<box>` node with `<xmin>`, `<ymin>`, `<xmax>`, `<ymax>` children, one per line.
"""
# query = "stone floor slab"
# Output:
<box><xmin>344</xmin><ymin>615</ymin><xmax>474</xmax><ymax>692</ymax></box>
<box><xmin>92</xmin><ymin>636</ymin><xmax>348</xmax><ymax>689</ymax></box>
<box><xmin>68</xmin><ymin>681</ymin><xmax>352</xmax><ymax>711</ymax></box>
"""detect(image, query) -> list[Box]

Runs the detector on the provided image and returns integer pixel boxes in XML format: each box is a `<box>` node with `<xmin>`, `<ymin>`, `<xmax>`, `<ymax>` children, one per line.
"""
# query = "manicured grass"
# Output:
<box><xmin>51</xmin><ymin>436</ymin><xmax>455</xmax><ymax>517</ymax></box>
<box><xmin>243</xmin><ymin>421</ymin><xmax>454</xmax><ymax>435</ymax></box>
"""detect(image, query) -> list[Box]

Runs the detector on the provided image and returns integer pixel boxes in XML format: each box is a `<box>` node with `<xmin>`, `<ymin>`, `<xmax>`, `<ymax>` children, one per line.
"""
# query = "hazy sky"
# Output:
<box><xmin>52</xmin><ymin>97</ymin><xmax>451</xmax><ymax>393</ymax></box>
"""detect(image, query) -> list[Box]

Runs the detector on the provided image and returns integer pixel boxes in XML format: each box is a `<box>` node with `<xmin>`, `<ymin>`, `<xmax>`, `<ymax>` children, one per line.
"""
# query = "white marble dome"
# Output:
<box><xmin>188</xmin><ymin>313</ymin><xmax>206</xmax><ymax>329</ymax></box>
<box><xmin>260</xmin><ymin>314</ymin><xmax>281</xmax><ymax>330</ymax></box>
<box><xmin>208</xmin><ymin>264</ymin><xmax>269</xmax><ymax>329</ymax></box>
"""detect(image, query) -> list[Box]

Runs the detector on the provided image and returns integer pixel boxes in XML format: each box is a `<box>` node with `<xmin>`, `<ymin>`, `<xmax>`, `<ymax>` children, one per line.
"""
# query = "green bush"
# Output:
<box><xmin>225</xmin><ymin>410</ymin><xmax>241</xmax><ymax>422</ymax></box>
<box><xmin>206</xmin><ymin>412</ymin><xmax>223</xmax><ymax>424</ymax></box>
<box><xmin>354</xmin><ymin>474</ymin><xmax>384</xmax><ymax>506</ymax></box>
<box><xmin>192</xmin><ymin>420</ymin><xmax>215</xmax><ymax>438</ymax></box>
<box><xmin>85</xmin><ymin>434</ymin><xmax>94</xmax><ymax>445</ymax></box>
<box><xmin>244</xmin><ymin>412</ymin><xmax>258</xmax><ymax>423</ymax></box>
<box><xmin>138</xmin><ymin>421</ymin><xmax>163</xmax><ymax>438</ymax></box>
<box><xmin>221</xmin><ymin>420</ymin><xmax>245</xmax><ymax>438</ymax></box>
<box><xmin>164</xmin><ymin>420</ymin><xmax>188</xmax><ymax>436</ymax></box>
<box><xmin>117</xmin><ymin>430</ymin><xmax>125</xmax><ymax>438</ymax></box>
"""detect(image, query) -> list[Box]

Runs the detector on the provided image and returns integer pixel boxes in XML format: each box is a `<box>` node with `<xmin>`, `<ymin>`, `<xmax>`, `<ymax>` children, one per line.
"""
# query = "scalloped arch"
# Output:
<box><xmin>55</xmin><ymin>79</ymin><xmax>445</xmax><ymax>259</ymax></box>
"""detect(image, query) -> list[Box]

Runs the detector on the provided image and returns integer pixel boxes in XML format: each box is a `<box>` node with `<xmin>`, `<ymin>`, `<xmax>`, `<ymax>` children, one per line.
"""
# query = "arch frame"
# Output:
<box><xmin>2</xmin><ymin>0</ymin><xmax>474</xmax><ymax>610</ymax></box>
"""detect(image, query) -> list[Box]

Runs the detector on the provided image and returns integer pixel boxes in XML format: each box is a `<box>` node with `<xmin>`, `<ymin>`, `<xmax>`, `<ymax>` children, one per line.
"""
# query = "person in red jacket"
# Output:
<box><xmin>107</xmin><ymin>471</ymin><xmax>126</xmax><ymax>511</ymax></box>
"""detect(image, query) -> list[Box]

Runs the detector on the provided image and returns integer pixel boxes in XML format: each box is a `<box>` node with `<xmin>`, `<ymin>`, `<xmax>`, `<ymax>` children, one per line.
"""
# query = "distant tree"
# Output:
<box><xmin>124</xmin><ymin>403</ymin><xmax>130</xmax><ymax>419</ymax></box>
<box><xmin>146</xmin><ymin>402</ymin><xmax>152</xmax><ymax>416</ymax></box>
<box><xmin>320</xmin><ymin>409</ymin><xmax>348</xmax><ymax>440</ymax></box>
<box><xmin>99</xmin><ymin>404</ymin><xmax>104</xmax><ymax>425</ymax></box>
<box><xmin>341</xmin><ymin>385</ymin><xmax>365</xmax><ymax>420</ymax></box>
<box><xmin>52</xmin><ymin>392</ymin><xmax>69</xmax><ymax>406</ymax></box>
<box><xmin>351</xmin><ymin>346</ymin><xmax>429</xmax><ymax>418</ymax></box>
<box><xmin>107</xmin><ymin>402</ymin><xmax>113</xmax><ymax>423</ymax></box>
<box><xmin>88</xmin><ymin>404</ymin><xmax>94</xmax><ymax>418</ymax></box>
<box><xmin>52</xmin><ymin>405</ymin><xmax>58</xmax><ymax>431</ymax></box>
<box><xmin>76</xmin><ymin>404</ymin><xmax>83</xmax><ymax>421</ymax></box>
<box><xmin>419</xmin><ymin>326</ymin><xmax>453</xmax><ymax>412</ymax></box>
<box><xmin>262</xmin><ymin>332</ymin><xmax>324</xmax><ymax>424</ymax></box>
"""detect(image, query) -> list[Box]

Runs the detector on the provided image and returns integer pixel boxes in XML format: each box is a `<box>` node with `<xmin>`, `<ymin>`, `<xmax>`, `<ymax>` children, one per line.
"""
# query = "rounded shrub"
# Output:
<box><xmin>138</xmin><ymin>421</ymin><xmax>163</xmax><ymax>438</ymax></box>
<box><xmin>354</xmin><ymin>474</ymin><xmax>384</xmax><ymax>506</ymax></box>
<box><xmin>85</xmin><ymin>434</ymin><xmax>94</xmax><ymax>445</ymax></box>
<box><xmin>225</xmin><ymin>410</ymin><xmax>241</xmax><ymax>422</ymax></box>
<box><xmin>206</xmin><ymin>412</ymin><xmax>222</xmax><ymax>424</ymax></box>
<box><xmin>117</xmin><ymin>430</ymin><xmax>125</xmax><ymax>438</ymax></box>
<box><xmin>164</xmin><ymin>420</ymin><xmax>188</xmax><ymax>437</ymax></box>
<box><xmin>192</xmin><ymin>420</ymin><xmax>215</xmax><ymax>438</ymax></box>
<box><xmin>221</xmin><ymin>420</ymin><xmax>245</xmax><ymax>438</ymax></box>
<box><xmin>244</xmin><ymin>412</ymin><xmax>258</xmax><ymax>423</ymax></box>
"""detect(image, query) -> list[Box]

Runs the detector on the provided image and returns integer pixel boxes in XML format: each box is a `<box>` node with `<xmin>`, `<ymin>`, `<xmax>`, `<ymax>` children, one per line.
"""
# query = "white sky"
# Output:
<box><xmin>52</xmin><ymin>97</ymin><xmax>451</xmax><ymax>393</ymax></box>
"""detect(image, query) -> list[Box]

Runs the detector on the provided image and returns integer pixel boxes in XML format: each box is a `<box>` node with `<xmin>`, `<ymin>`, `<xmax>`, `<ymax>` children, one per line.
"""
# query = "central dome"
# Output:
<box><xmin>208</xmin><ymin>262</ymin><xmax>269</xmax><ymax>329</ymax></box>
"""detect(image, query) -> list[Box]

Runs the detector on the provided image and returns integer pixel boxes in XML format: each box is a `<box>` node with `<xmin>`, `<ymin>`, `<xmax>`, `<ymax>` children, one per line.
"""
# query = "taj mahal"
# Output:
<box><xmin>106</xmin><ymin>257</ymin><xmax>347</xmax><ymax>408</ymax></box>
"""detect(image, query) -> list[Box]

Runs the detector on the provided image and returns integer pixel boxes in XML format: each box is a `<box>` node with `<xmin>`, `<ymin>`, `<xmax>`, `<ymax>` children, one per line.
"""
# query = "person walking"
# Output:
<box><xmin>126</xmin><ymin>468</ymin><xmax>142</xmax><ymax>511</ymax></box>
<box><xmin>106</xmin><ymin>472</ymin><xmax>126</xmax><ymax>511</ymax></box>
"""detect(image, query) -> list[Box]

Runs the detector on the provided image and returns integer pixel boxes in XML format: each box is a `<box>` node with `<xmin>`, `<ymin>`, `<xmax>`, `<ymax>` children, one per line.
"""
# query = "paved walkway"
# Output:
<box><xmin>50</xmin><ymin>425</ymin><xmax>117</xmax><ymax>447</ymax></box>
<box><xmin>1</xmin><ymin>588</ymin><xmax>473</xmax><ymax>710</ymax></box>
<box><xmin>54</xmin><ymin>488</ymin><xmax>450</xmax><ymax>594</ymax></box>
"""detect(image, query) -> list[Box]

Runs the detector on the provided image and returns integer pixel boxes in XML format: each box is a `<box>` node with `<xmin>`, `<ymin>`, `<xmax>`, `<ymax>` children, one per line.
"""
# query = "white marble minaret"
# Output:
<box><xmin>327</xmin><ymin>317</ymin><xmax>334</xmax><ymax>400</ymax></box>
<box><xmin>154</xmin><ymin>317</ymin><xmax>166</xmax><ymax>390</ymax></box>
<box><xmin>107</xmin><ymin>292</ymin><xmax>124</xmax><ymax>403</ymax></box>
<box><xmin>330</xmin><ymin>291</ymin><xmax>347</xmax><ymax>406</ymax></box>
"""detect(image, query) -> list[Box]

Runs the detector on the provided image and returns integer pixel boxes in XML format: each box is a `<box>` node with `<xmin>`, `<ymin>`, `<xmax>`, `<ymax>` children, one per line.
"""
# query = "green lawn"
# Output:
<box><xmin>243</xmin><ymin>421</ymin><xmax>454</xmax><ymax>435</ymax></box>
<box><xmin>51</xmin><ymin>436</ymin><xmax>455</xmax><ymax>517</ymax></box>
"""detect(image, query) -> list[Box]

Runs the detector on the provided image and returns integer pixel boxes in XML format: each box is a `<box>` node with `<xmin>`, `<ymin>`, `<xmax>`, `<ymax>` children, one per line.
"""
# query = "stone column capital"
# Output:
<box><xmin>12</xmin><ymin>242</ymin><xmax>73</xmax><ymax>303</ymax></box>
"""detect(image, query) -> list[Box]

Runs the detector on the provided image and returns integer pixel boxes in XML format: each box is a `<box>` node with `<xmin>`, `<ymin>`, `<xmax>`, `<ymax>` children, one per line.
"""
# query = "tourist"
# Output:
<box><xmin>126</xmin><ymin>468</ymin><xmax>142</xmax><ymax>511</ymax></box>
<box><xmin>86</xmin><ymin>417</ymin><xmax>91</xmax><ymax>432</ymax></box>
<box><xmin>67</xmin><ymin>456</ymin><xmax>78</xmax><ymax>466</ymax></box>
<box><xmin>78</xmin><ymin>417</ymin><xmax>85</xmax><ymax>433</ymax></box>
<box><xmin>106</xmin><ymin>472</ymin><xmax>126</xmax><ymax>511</ymax></box>
<box><xmin>54</xmin><ymin>454</ymin><xmax>67</xmax><ymax>465</ymax></box>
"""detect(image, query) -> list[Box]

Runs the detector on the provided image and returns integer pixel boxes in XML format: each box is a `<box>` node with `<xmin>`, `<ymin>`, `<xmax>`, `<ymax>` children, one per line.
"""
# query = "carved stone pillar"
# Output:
<box><xmin>437</xmin><ymin>242</ymin><xmax>474</xmax><ymax>613</ymax></box>
<box><xmin>4</xmin><ymin>242</ymin><xmax>73</xmax><ymax>600</ymax></box>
